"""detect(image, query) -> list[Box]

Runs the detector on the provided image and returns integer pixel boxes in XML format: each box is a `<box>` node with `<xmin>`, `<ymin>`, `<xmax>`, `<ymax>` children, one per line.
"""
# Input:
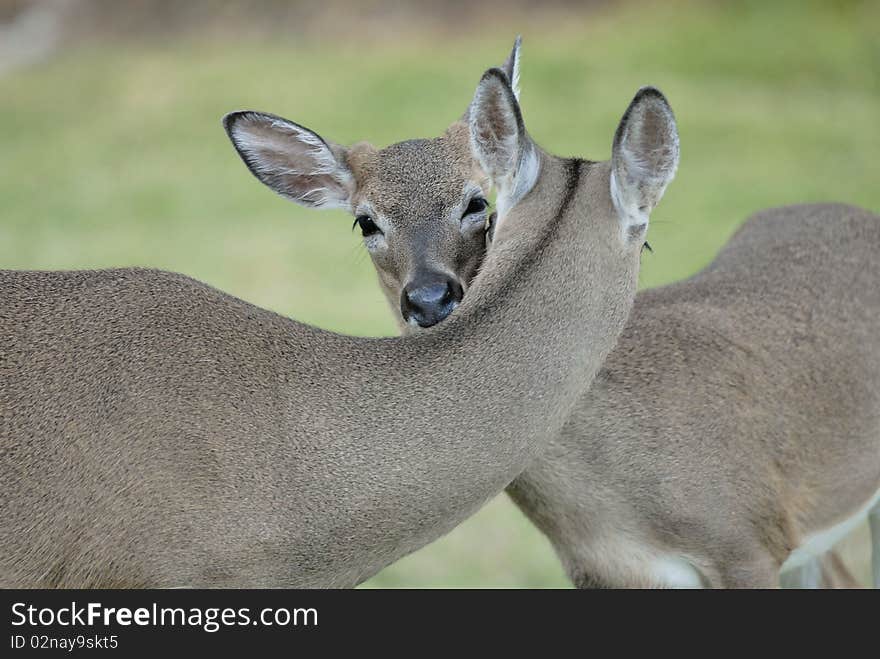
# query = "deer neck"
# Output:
<box><xmin>418</xmin><ymin>155</ymin><xmax>638</xmax><ymax>433</ymax></box>
<box><xmin>273</xmin><ymin>154</ymin><xmax>639</xmax><ymax>585</ymax></box>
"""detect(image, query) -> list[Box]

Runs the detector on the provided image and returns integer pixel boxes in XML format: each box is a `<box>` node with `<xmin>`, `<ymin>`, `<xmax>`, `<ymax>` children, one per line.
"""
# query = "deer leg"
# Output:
<box><xmin>870</xmin><ymin>502</ymin><xmax>880</xmax><ymax>588</ymax></box>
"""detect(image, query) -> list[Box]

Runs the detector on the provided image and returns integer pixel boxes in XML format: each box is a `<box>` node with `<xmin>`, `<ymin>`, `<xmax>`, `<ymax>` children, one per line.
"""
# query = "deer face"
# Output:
<box><xmin>347</xmin><ymin>125</ymin><xmax>493</xmax><ymax>329</ymax></box>
<box><xmin>223</xmin><ymin>41</ymin><xmax>529</xmax><ymax>332</ymax></box>
<box><xmin>223</xmin><ymin>113</ymin><xmax>491</xmax><ymax>330</ymax></box>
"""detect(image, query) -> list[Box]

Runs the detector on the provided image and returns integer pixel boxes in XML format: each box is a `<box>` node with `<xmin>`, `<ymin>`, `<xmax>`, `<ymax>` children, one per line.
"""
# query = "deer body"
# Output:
<box><xmin>507</xmin><ymin>203</ymin><xmax>880</xmax><ymax>587</ymax></box>
<box><xmin>0</xmin><ymin>65</ymin><xmax>673</xmax><ymax>586</ymax></box>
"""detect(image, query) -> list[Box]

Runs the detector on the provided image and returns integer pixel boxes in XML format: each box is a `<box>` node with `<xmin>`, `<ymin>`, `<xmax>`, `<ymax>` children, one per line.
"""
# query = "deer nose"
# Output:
<box><xmin>400</xmin><ymin>277</ymin><xmax>463</xmax><ymax>328</ymax></box>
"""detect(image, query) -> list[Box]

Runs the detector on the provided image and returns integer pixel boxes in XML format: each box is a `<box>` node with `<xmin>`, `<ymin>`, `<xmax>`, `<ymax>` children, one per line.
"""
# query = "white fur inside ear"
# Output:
<box><xmin>496</xmin><ymin>143</ymin><xmax>539</xmax><ymax>220</ymax></box>
<box><xmin>509</xmin><ymin>43</ymin><xmax>521</xmax><ymax>101</ymax></box>
<box><xmin>230</xmin><ymin>115</ymin><xmax>353</xmax><ymax>210</ymax></box>
<box><xmin>499</xmin><ymin>37</ymin><xmax>523</xmax><ymax>102</ymax></box>
<box><xmin>609</xmin><ymin>167</ymin><xmax>650</xmax><ymax>245</ymax></box>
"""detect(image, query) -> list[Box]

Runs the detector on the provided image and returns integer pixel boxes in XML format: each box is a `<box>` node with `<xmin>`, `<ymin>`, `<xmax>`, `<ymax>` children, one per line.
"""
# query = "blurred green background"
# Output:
<box><xmin>1</xmin><ymin>0</ymin><xmax>877</xmax><ymax>586</ymax></box>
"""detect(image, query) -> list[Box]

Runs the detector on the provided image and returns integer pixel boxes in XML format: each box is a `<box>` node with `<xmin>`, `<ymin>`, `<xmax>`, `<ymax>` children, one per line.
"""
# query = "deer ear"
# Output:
<box><xmin>610</xmin><ymin>87</ymin><xmax>679</xmax><ymax>244</ymax></box>
<box><xmin>468</xmin><ymin>68</ymin><xmax>539</xmax><ymax>217</ymax></box>
<box><xmin>499</xmin><ymin>35</ymin><xmax>522</xmax><ymax>101</ymax></box>
<box><xmin>223</xmin><ymin>111</ymin><xmax>355</xmax><ymax>210</ymax></box>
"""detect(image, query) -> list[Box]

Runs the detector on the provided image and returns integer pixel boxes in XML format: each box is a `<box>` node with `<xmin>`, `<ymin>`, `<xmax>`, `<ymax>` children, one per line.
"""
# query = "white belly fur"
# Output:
<box><xmin>648</xmin><ymin>555</ymin><xmax>704</xmax><ymax>588</ymax></box>
<box><xmin>780</xmin><ymin>487</ymin><xmax>880</xmax><ymax>573</ymax></box>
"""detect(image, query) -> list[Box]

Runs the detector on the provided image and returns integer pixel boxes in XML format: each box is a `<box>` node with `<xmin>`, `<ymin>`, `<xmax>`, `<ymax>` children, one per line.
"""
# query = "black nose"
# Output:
<box><xmin>400</xmin><ymin>277</ymin><xmax>464</xmax><ymax>328</ymax></box>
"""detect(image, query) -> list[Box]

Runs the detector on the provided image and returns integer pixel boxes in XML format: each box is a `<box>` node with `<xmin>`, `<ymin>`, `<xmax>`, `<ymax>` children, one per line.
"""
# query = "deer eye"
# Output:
<box><xmin>354</xmin><ymin>215</ymin><xmax>381</xmax><ymax>237</ymax></box>
<box><xmin>462</xmin><ymin>197</ymin><xmax>488</xmax><ymax>218</ymax></box>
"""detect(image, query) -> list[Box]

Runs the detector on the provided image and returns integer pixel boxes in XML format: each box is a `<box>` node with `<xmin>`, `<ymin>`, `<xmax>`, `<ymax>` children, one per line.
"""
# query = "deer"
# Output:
<box><xmin>0</xmin><ymin>64</ymin><xmax>678</xmax><ymax>587</ymax></box>
<box><xmin>306</xmin><ymin>39</ymin><xmax>878</xmax><ymax>587</ymax></box>
<box><xmin>508</xmin><ymin>201</ymin><xmax>880</xmax><ymax>588</ymax></box>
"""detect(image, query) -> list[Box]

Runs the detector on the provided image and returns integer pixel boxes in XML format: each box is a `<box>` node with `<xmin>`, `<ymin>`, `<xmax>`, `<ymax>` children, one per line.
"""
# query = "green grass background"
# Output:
<box><xmin>1</xmin><ymin>0</ymin><xmax>877</xmax><ymax>586</ymax></box>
